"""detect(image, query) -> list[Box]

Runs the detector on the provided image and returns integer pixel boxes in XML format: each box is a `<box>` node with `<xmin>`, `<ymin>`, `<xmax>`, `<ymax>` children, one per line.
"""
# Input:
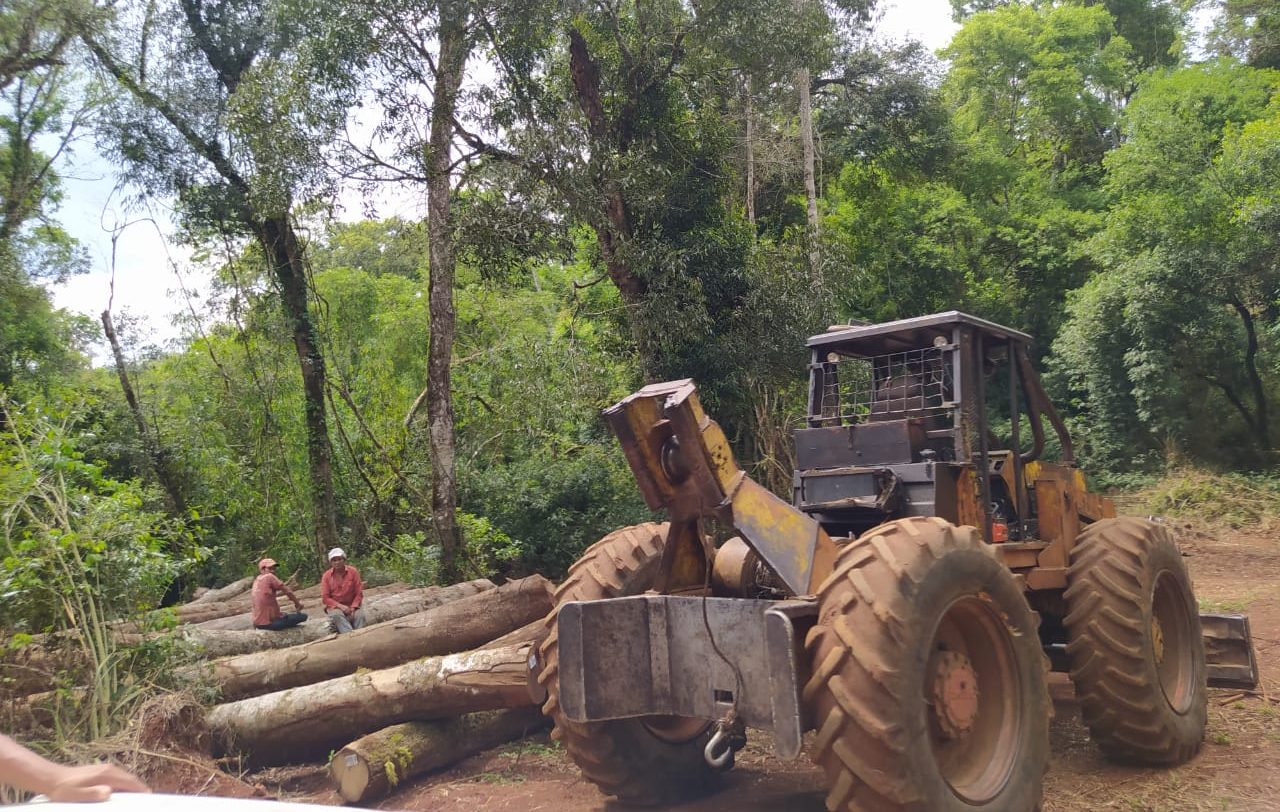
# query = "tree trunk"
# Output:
<box><xmin>257</xmin><ymin>214</ymin><xmax>339</xmax><ymax>567</ymax></box>
<box><xmin>101</xmin><ymin>309</ymin><xmax>187</xmax><ymax>516</ymax></box>
<box><xmin>182</xmin><ymin>579</ymin><xmax>494</xmax><ymax>658</ymax></box>
<box><xmin>185</xmin><ymin>576</ymin><xmax>254</xmax><ymax>607</ymax></box>
<box><xmin>797</xmin><ymin>64</ymin><xmax>821</xmax><ymax>283</ymax></box>
<box><xmin>197</xmin><ymin>576</ymin><xmax>552</xmax><ymax>700</ymax></box>
<box><xmin>745</xmin><ymin>73</ymin><xmax>755</xmax><ymax>230</ymax></box>
<box><xmin>1230</xmin><ymin>297</ymin><xmax>1271</xmax><ymax>449</ymax></box>
<box><xmin>481</xmin><ymin>618</ymin><xmax>547</xmax><ymax>650</ymax></box>
<box><xmin>423</xmin><ymin>5</ymin><xmax>471</xmax><ymax>583</ymax></box>
<box><xmin>192</xmin><ymin>581</ymin><xmax>410</xmax><ymax>631</ymax></box>
<box><xmin>207</xmin><ymin>643</ymin><xmax>534</xmax><ymax>765</ymax></box>
<box><xmin>566</xmin><ymin>27</ymin><xmax>657</xmax><ymax>380</ymax></box>
<box><xmin>330</xmin><ymin>708</ymin><xmax>547</xmax><ymax>803</ymax></box>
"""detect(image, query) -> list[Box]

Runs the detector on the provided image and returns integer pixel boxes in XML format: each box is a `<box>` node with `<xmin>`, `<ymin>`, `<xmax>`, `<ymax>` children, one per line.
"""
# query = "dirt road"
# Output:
<box><xmin>259</xmin><ymin>523</ymin><xmax>1280</xmax><ymax>812</ymax></box>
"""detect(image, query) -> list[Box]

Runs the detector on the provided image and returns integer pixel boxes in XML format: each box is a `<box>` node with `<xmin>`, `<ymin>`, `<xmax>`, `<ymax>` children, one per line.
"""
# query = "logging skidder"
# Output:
<box><xmin>535</xmin><ymin>312</ymin><xmax>1260</xmax><ymax>811</ymax></box>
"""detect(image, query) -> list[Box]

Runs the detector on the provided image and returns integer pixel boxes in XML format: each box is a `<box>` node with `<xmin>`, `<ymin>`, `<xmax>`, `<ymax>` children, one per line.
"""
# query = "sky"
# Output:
<box><xmin>48</xmin><ymin>0</ymin><xmax>961</xmax><ymax>355</ymax></box>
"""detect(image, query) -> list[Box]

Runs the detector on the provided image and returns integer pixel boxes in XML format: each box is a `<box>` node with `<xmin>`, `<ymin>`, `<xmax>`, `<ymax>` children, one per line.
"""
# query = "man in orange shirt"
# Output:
<box><xmin>321</xmin><ymin>547</ymin><xmax>366</xmax><ymax>633</ymax></box>
<box><xmin>251</xmin><ymin>558</ymin><xmax>307</xmax><ymax>630</ymax></box>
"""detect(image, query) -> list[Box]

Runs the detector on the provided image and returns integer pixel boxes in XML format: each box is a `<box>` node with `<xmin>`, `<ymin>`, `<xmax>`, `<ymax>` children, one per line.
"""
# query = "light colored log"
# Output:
<box><xmin>330</xmin><ymin>707</ymin><xmax>547</xmax><ymax>803</ymax></box>
<box><xmin>182</xmin><ymin>579</ymin><xmax>494</xmax><ymax>658</ymax></box>
<box><xmin>193</xmin><ymin>581</ymin><xmax>410</xmax><ymax>631</ymax></box>
<box><xmin>199</xmin><ymin>576</ymin><xmax>552</xmax><ymax>700</ymax></box>
<box><xmin>207</xmin><ymin>642</ymin><xmax>533</xmax><ymax>765</ymax></box>
<box><xmin>185</xmin><ymin>575</ymin><xmax>254</xmax><ymax>607</ymax></box>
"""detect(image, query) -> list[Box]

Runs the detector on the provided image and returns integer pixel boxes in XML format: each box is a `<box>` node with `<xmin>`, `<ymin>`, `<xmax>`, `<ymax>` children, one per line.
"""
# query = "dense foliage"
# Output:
<box><xmin>3</xmin><ymin>0</ymin><xmax>1280</xmax><ymax>649</ymax></box>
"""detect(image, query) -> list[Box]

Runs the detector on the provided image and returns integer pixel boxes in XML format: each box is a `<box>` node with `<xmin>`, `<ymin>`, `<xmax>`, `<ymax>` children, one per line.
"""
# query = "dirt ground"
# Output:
<box><xmin>245</xmin><ymin>522</ymin><xmax>1280</xmax><ymax>812</ymax></box>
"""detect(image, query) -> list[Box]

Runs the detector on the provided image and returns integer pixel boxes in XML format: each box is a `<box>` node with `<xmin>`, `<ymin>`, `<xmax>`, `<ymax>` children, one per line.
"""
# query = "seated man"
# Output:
<box><xmin>251</xmin><ymin>558</ymin><xmax>307</xmax><ymax>630</ymax></box>
<box><xmin>321</xmin><ymin>547</ymin><xmax>366</xmax><ymax>633</ymax></box>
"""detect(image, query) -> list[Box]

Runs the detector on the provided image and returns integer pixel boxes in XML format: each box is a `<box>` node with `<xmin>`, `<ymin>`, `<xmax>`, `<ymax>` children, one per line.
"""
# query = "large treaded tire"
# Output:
<box><xmin>536</xmin><ymin>523</ymin><xmax>714</xmax><ymax>805</ymax></box>
<box><xmin>805</xmin><ymin>517</ymin><xmax>1050</xmax><ymax>812</ymax></box>
<box><xmin>1064</xmin><ymin>517</ymin><xmax>1207</xmax><ymax>765</ymax></box>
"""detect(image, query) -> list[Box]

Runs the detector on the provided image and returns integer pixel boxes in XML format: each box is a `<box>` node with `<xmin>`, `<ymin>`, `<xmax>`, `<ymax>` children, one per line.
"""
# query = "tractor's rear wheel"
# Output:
<box><xmin>536</xmin><ymin>523</ymin><xmax>715</xmax><ymax>805</ymax></box>
<box><xmin>1064</xmin><ymin>517</ymin><xmax>1207</xmax><ymax>764</ymax></box>
<box><xmin>805</xmin><ymin>517</ymin><xmax>1050</xmax><ymax>812</ymax></box>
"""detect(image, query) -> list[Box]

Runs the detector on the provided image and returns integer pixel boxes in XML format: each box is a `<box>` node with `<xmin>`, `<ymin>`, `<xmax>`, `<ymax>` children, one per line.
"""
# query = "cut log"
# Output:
<box><xmin>182</xmin><ymin>579</ymin><xmax>495</xmax><ymax>658</ymax></box>
<box><xmin>207</xmin><ymin>642</ymin><xmax>533</xmax><ymax>765</ymax></box>
<box><xmin>185</xmin><ymin>575</ymin><xmax>254</xmax><ymax>607</ymax></box>
<box><xmin>201</xmin><ymin>575</ymin><xmax>552</xmax><ymax>701</ymax></box>
<box><xmin>175</xmin><ymin>575</ymin><xmax>306</xmax><ymax>622</ymax></box>
<box><xmin>330</xmin><ymin>707</ymin><xmax>548</xmax><ymax>803</ymax></box>
<box><xmin>482</xmin><ymin>618</ymin><xmax>548</xmax><ymax>650</ymax></box>
<box><xmin>193</xmin><ymin>581</ymin><xmax>411</xmax><ymax>631</ymax></box>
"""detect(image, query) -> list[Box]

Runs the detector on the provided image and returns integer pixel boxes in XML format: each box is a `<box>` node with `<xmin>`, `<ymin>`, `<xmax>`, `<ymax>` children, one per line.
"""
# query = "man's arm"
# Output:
<box><xmin>273</xmin><ymin>574</ymin><xmax>304</xmax><ymax>611</ymax></box>
<box><xmin>0</xmin><ymin>734</ymin><xmax>148</xmax><ymax>801</ymax></box>
<box><xmin>349</xmin><ymin>568</ymin><xmax>364</xmax><ymax>610</ymax></box>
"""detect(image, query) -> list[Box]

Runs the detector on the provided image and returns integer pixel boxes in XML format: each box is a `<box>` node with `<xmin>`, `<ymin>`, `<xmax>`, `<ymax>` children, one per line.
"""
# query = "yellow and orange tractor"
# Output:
<box><xmin>532</xmin><ymin>311</ymin><xmax>1257</xmax><ymax>812</ymax></box>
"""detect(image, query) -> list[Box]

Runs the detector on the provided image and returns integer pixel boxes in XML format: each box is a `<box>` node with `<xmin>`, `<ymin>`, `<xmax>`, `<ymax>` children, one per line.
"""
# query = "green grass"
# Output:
<box><xmin>1127</xmin><ymin>469</ymin><xmax>1280</xmax><ymax>529</ymax></box>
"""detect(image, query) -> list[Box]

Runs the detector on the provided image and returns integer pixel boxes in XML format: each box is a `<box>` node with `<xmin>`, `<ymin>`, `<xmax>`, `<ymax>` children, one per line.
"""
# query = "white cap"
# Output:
<box><xmin>328</xmin><ymin>547</ymin><xmax>346</xmax><ymax>560</ymax></box>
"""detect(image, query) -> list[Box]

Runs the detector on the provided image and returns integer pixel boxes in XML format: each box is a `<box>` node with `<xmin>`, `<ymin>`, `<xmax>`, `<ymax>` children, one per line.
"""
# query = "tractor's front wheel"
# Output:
<box><xmin>536</xmin><ymin>523</ymin><xmax>715</xmax><ymax>805</ymax></box>
<box><xmin>805</xmin><ymin>517</ymin><xmax>1050</xmax><ymax>812</ymax></box>
<box><xmin>1064</xmin><ymin>517</ymin><xmax>1207</xmax><ymax>764</ymax></box>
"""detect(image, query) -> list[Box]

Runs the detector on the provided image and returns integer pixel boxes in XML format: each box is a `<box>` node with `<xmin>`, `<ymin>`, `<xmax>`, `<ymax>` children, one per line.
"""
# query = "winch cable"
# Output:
<box><xmin>699</xmin><ymin>530</ymin><xmax>744</xmax><ymax>765</ymax></box>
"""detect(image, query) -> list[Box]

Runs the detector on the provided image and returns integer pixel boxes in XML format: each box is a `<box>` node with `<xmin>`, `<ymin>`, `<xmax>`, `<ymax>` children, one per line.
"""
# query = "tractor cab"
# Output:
<box><xmin>794</xmin><ymin>311</ymin><xmax>1079</xmax><ymax>546</ymax></box>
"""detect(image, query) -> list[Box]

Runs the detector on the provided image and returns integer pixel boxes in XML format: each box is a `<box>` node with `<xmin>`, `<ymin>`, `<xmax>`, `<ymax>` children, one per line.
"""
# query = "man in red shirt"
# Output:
<box><xmin>321</xmin><ymin>547</ymin><xmax>366</xmax><ymax>633</ymax></box>
<box><xmin>251</xmin><ymin>558</ymin><xmax>307</xmax><ymax>630</ymax></box>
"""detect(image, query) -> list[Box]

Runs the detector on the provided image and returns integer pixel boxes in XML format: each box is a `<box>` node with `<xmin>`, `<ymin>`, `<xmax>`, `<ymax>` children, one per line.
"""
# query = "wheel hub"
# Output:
<box><xmin>933</xmin><ymin>650</ymin><xmax>980</xmax><ymax>739</ymax></box>
<box><xmin>1151</xmin><ymin>616</ymin><xmax>1165</xmax><ymax>665</ymax></box>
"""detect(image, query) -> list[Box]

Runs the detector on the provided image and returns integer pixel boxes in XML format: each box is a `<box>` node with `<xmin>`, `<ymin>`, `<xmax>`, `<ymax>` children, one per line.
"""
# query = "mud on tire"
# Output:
<box><xmin>536</xmin><ymin>523</ymin><xmax>715</xmax><ymax>805</ymax></box>
<box><xmin>804</xmin><ymin>517</ymin><xmax>1050</xmax><ymax>812</ymax></box>
<box><xmin>1064</xmin><ymin>517</ymin><xmax>1207</xmax><ymax>765</ymax></box>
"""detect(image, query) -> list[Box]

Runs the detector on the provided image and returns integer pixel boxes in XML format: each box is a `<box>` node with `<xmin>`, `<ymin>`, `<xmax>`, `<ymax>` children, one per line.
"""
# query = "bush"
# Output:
<box><xmin>0</xmin><ymin>398</ymin><xmax>206</xmax><ymax>740</ymax></box>
<box><xmin>1133</xmin><ymin>469</ymin><xmax>1280</xmax><ymax>529</ymax></box>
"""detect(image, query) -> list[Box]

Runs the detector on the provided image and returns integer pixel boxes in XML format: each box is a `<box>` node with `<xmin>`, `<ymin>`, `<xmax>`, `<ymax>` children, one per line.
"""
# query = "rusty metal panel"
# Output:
<box><xmin>992</xmin><ymin>542</ymin><xmax>1047</xmax><ymax>570</ymax></box>
<box><xmin>1024</xmin><ymin>567</ymin><xmax>1068</xmax><ymax>590</ymax></box>
<box><xmin>954</xmin><ymin>466</ymin><xmax>983</xmax><ymax>534</ymax></box>
<box><xmin>1034</xmin><ymin>478</ymin><xmax>1076</xmax><ymax>568</ymax></box>
<box><xmin>1201</xmin><ymin>613</ymin><xmax>1259</xmax><ymax>689</ymax></box>
<box><xmin>731</xmin><ymin>477</ymin><xmax>822</xmax><ymax>596</ymax></box>
<box><xmin>556</xmin><ymin>596</ymin><xmax>810</xmax><ymax>758</ymax></box>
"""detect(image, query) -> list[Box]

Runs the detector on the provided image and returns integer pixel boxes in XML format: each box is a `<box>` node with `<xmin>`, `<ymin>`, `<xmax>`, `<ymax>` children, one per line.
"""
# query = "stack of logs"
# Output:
<box><xmin>5</xmin><ymin>573</ymin><xmax>558</xmax><ymax>805</ymax></box>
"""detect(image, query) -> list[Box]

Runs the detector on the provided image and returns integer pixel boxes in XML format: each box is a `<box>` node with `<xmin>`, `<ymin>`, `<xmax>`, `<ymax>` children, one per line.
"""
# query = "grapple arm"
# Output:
<box><xmin>604</xmin><ymin>380</ymin><xmax>839</xmax><ymax>596</ymax></box>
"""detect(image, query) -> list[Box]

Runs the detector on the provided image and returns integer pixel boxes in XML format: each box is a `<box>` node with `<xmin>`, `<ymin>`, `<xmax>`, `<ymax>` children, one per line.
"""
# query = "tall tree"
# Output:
<box><xmin>82</xmin><ymin>0</ymin><xmax>363</xmax><ymax>565</ymax></box>
<box><xmin>1053</xmin><ymin>62</ymin><xmax>1280</xmax><ymax>465</ymax></box>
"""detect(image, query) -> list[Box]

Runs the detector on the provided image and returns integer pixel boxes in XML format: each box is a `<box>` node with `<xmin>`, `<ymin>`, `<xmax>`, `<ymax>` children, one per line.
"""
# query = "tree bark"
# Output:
<box><xmin>197</xmin><ymin>576</ymin><xmax>552</xmax><ymax>700</ymax></box>
<box><xmin>797</xmin><ymin>64</ymin><xmax>821</xmax><ymax>283</ymax></box>
<box><xmin>567</xmin><ymin>27</ymin><xmax>656</xmax><ymax>380</ymax></box>
<box><xmin>207</xmin><ymin>643</ymin><xmax>534</xmax><ymax>765</ymax></box>
<box><xmin>745</xmin><ymin>73</ymin><xmax>755</xmax><ymax>230</ymax></box>
<box><xmin>257</xmin><ymin>214</ymin><xmax>339</xmax><ymax>567</ymax></box>
<box><xmin>424</xmin><ymin>2</ymin><xmax>471</xmax><ymax>583</ymax></box>
<box><xmin>481</xmin><ymin>618</ymin><xmax>547</xmax><ymax>650</ymax></box>
<box><xmin>330</xmin><ymin>708</ymin><xmax>547</xmax><ymax>803</ymax></box>
<box><xmin>182</xmin><ymin>579</ymin><xmax>494</xmax><ymax>658</ymax></box>
<box><xmin>1230</xmin><ymin>297</ymin><xmax>1271</xmax><ymax>449</ymax></box>
<box><xmin>101</xmin><ymin>309</ymin><xmax>187</xmax><ymax>517</ymax></box>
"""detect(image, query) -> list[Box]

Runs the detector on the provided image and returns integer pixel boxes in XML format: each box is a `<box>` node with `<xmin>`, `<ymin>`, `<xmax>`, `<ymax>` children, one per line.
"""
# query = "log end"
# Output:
<box><xmin>331</xmin><ymin>747</ymin><xmax>372</xmax><ymax>804</ymax></box>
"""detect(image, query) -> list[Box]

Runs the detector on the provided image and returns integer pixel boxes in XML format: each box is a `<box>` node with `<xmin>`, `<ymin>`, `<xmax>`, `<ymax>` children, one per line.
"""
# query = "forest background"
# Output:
<box><xmin>4</xmin><ymin>0</ymin><xmax>1280</xmax><ymax>743</ymax></box>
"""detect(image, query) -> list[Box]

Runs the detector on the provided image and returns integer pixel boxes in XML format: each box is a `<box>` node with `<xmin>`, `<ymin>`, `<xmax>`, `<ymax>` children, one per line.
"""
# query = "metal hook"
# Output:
<box><xmin>703</xmin><ymin>726</ymin><xmax>733</xmax><ymax>771</ymax></box>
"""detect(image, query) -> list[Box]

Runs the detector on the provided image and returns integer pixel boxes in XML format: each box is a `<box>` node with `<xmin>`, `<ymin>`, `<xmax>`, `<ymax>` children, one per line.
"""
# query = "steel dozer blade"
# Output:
<box><xmin>1201</xmin><ymin>613</ymin><xmax>1259</xmax><ymax>689</ymax></box>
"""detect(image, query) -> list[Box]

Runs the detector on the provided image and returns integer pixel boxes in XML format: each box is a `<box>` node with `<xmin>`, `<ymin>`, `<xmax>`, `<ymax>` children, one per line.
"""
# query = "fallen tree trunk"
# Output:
<box><xmin>193</xmin><ymin>581</ymin><xmax>410</xmax><ymax>631</ymax></box>
<box><xmin>185</xmin><ymin>575</ymin><xmax>254</xmax><ymax>607</ymax></box>
<box><xmin>207</xmin><ymin>642</ymin><xmax>533</xmax><ymax>765</ymax></box>
<box><xmin>482</xmin><ymin>618</ymin><xmax>548</xmax><ymax>650</ymax></box>
<box><xmin>200</xmin><ymin>575</ymin><xmax>551</xmax><ymax>701</ymax></box>
<box><xmin>330</xmin><ymin>707</ymin><xmax>547</xmax><ymax>803</ymax></box>
<box><xmin>175</xmin><ymin>576</ymin><xmax>307</xmax><ymax>623</ymax></box>
<box><xmin>181</xmin><ymin>579</ymin><xmax>495</xmax><ymax>658</ymax></box>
